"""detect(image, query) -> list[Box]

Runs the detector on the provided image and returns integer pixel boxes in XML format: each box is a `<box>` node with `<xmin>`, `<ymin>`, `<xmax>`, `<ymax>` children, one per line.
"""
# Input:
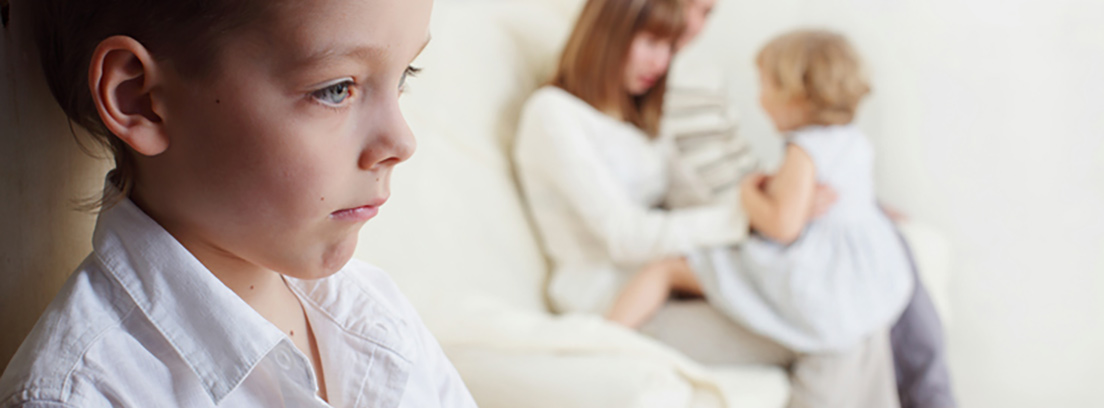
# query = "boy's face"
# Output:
<box><xmin>140</xmin><ymin>0</ymin><xmax>433</xmax><ymax>279</ymax></box>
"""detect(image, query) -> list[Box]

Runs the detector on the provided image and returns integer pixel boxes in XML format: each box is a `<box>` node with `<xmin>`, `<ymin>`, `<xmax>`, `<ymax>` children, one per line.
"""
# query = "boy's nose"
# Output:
<box><xmin>358</xmin><ymin>102</ymin><xmax>416</xmax><ymax>171</ymax></box>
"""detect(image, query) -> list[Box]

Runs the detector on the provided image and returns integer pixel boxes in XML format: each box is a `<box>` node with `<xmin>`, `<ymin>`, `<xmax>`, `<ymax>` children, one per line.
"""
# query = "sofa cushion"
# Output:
<box><xmin>446</xmin><ymin>347</ymin><xmax>697</xmax><ymax>408</ymax></box>
<box><xmin>449</xmin><ymin>346</ymin><xmax>790</xmax><ymax>408</ymax></box>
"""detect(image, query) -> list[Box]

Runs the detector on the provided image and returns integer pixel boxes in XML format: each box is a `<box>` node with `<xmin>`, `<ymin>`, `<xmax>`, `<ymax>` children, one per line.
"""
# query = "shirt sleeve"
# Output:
<box><xmin>515</xmin><ymin>90</ymin><xmax>748</xmax><ymax>266</ymax></box>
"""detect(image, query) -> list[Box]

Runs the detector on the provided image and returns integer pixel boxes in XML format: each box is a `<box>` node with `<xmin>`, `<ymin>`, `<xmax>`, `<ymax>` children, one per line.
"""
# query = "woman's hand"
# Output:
<box><xmin>740</xmin><ymin>172</ymin><xmax>769</xmax><ymax>197</ymax></box>
<box><xmin>809</xmin><ymin>184</ymin><xmax>838</xmax><ymax>219</ymax></box>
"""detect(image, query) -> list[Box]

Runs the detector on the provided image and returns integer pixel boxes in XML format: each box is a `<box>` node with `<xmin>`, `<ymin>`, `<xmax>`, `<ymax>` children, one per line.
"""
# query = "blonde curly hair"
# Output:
<box><xmin>756</xmin><ymin>29</ymin><xmax>871</xmax><ymax>126</ymax></box>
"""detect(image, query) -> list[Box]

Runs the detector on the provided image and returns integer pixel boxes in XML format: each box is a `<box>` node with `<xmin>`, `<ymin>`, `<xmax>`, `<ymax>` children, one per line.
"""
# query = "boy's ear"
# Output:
<box><xmin>88</xmin><ymin>35</ymin><xmax>169</xmax><ymax>156</ymax></box>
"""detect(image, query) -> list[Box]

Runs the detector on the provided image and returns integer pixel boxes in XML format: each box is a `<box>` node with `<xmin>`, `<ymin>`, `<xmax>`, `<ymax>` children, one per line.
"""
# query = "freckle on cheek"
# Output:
<box><xmin>320</xmin><ymin>196</ymin><xmax>325</xmax><ymax>202</ymax></box>
<box><xmin>215</xmin><ymin>99</ymin><xmax>220</xmax><ymax>104</ymax></box>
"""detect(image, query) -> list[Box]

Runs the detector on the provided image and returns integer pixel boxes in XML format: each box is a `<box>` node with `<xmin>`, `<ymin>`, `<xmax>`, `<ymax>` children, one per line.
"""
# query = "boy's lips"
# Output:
<box><xmin>331</xmin><ymin>198</ymin><xmax>387</xmax><ymax>222</ymax></box>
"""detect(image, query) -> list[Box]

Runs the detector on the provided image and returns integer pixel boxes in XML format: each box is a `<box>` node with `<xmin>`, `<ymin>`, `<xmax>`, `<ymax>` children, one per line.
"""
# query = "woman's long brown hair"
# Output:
<box><xmin>551</xmin><ymin>0</ymin><xmax>685</xmax><ymax>138</ymax></box>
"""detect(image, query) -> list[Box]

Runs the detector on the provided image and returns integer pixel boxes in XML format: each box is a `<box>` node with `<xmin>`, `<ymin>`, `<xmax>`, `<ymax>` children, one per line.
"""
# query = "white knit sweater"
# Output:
<box><xmin>513</xmin><ymin>86</ymin><xmax>749</xmax><ymax>314</ymax></box>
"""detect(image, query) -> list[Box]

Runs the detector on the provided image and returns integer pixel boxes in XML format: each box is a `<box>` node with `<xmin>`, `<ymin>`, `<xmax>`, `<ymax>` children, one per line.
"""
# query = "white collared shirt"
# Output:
<box><xmin>0</xmin><ymin>197</ymin><xmax>477</xmax><ymax>408</ymax></box>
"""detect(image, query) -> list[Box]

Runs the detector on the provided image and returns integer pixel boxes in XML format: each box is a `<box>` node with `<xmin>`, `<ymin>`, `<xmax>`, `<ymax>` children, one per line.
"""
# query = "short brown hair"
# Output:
<box><xmin>552</xmin><ymin>0</ymin><xmax>685</xmax><ymax>138</ymax></box>
<box><xmin>756</xmin><ymin>29</ymin><xmax>870</xmax><ymax>126</ymax></box>
<box><xmin>21</xmin><ymin>0</ymin><xmax>273</xmax><ymax>208</ymax></box>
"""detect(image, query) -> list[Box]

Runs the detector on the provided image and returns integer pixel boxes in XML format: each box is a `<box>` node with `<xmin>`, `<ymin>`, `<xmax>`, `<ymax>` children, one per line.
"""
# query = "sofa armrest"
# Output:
<box><xmin>445</xmin><ymin>346</ymin><xmax>700</xmax><ymax>408</ymax></box>
<box><xmin>896</xmin><ymin>220</ymin><xmax>954</xmax><ymax>324</ymax></box>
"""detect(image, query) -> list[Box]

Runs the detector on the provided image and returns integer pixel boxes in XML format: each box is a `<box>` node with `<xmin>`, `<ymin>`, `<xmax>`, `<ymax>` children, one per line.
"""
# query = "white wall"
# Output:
<box><xmin>676</xmin><ymin>0</ymin><xmax>1104</xmax><ymax>406</ymax></box>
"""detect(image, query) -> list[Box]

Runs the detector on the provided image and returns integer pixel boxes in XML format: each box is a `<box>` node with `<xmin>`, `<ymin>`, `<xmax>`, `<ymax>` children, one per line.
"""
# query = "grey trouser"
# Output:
<box><xmin>641</xmin><ymin>300</ymin><xmax>900</xmax><ymax>408</ymax></box>
<box><xmin>890</xmin><ymin>231</ymin><xmax>957</xmax><ymax>408</ymax></box>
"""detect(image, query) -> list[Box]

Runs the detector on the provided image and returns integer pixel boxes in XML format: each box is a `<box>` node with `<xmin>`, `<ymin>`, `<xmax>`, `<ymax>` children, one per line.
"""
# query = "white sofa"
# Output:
<box><xmin>353</xmin><ymin>1</ymin><xmax>953</xmax><ymax>407</ymax></box>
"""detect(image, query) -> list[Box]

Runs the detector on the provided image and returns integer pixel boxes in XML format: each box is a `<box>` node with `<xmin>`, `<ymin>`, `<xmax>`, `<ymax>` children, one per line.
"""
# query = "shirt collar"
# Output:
<box><xmin>287</xmin><ymin>273</ymin><xmax>416</xmax><ymax>359</ymax></box>
<box><xmin>286</xmin><ymin>274</ymin><xmax>418</xmax><ymax>407</ymax></box>
<box><xmin>92</xmin><ymin>195</ymin><xmax>286</xmax><ymax>404</ymax></box>
<box><xmin>785</xmin><ymin>123</ymin><xmax>856</xmax><ymax>139</ymax></box>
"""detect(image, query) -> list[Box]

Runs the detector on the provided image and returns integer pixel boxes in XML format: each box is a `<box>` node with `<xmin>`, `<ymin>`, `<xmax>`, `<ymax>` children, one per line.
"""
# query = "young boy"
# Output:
<box><xmin>0</xmin><ymin>0</ymin><xmax>477</xmax><ymax>406</ymax></box>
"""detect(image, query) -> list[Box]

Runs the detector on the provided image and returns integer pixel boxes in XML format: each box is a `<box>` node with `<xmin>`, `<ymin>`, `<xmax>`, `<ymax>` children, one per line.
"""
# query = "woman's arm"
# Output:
<box><xmin>740</xmin><ymin>144</ymin><xmax>817</xmax><ymax>244</ymax></box>
<box><xmin>515</xmin><ymin>90</ymin><xmax>748</xmax><ymax>265</ymax></box>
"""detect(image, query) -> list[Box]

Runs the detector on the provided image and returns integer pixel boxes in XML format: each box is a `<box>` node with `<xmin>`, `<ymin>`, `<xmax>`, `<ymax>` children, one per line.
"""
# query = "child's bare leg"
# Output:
<box><xmin>668</xmin><ymin>257</ymin><xmax>703</xmax><ymax>297</ymax></box>
<box><xmin>607</xmin><ymin>257</ymin><xmax>698</xmax><ymax>328</ymax></box>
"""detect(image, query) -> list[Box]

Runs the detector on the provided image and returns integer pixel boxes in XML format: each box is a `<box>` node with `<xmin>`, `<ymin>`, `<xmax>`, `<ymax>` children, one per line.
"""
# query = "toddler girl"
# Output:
<box><xmin>610</xmin><ymin>29</ymin><xmax>914</xmax><ymax>353</ymax></box>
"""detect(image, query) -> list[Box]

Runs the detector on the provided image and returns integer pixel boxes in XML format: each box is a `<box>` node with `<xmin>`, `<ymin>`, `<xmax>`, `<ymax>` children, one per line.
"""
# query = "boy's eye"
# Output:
<box><xmin>399</xmin><ymin>65</ymin><xmax>422</xmax><ymax>93</ymax></box>
<box><xmin>311</xmin><ymin>80</ymin><xmax>353</xmax><ymax>106</ymax></box>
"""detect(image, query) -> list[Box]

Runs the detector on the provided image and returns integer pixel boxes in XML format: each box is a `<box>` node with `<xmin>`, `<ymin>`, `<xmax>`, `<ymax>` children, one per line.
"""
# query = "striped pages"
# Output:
<box><xmin>661</xmin><ymin>87</ymin><xmax>758</xmax><ymax>208</ymax></box>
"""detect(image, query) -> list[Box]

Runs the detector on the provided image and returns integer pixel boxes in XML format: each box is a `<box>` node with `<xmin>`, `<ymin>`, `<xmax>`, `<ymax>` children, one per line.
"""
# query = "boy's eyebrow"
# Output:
<box><xmin>291</xmin><ymin>35</ymin><xmax>432</xmax><ymax>71</ymax></box>
<box><xmin>293</xmin><ymin>45</ymin><xmax>384</xmax><ymax>70</ymax></box>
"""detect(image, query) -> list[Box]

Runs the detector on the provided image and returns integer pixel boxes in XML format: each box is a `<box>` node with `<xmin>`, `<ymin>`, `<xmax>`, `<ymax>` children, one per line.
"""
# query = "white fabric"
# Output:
<box><xmin>448</xmin><ymin>348</ymin><xmax>699</xmax><ymax>408</ymax></box>
<box><xmin>514</xmin><ymin>86</ymin><xmax>749</xmax><ymax>314</ymax></box>
<box><xmin>0</xmin><ymin>195</ymin><xmax>476</xmax><ymax>408</ymax></box>
<box><xmin>450</xmin><ymin>347</ymin><xmax>788</xmax><ymax>408</ymax></box>
<box><xmin>693</xmin><ymin>125</ymin><xmax>914</xmax><ymax>353</ymax></box>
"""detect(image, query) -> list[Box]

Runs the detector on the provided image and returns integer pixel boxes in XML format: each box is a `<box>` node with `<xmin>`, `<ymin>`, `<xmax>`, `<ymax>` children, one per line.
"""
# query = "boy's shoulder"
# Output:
<box><xmin>0</xmin><ymin>255</ymin><xmax>141</xmax><ymax>407</ymax></box>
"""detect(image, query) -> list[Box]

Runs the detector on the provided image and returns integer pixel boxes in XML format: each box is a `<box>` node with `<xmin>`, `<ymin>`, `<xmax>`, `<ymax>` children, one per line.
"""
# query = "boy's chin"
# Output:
<box><xmin>284</xmin><ymin>260</ymin><xmax>350</xmax><ymax>281</ymax></box>
<box><xmin>325</xmin><ymin>238</ymin><xmax>360</xmax><ymax>275</ymax></box>
<box><xmin>285</xmin><ymin>236</ymin><xmax>359</xmax><ymax>280</ymax></box>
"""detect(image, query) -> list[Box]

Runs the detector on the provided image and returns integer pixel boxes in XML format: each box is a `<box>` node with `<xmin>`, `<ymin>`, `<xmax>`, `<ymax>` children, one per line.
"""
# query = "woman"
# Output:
<box><xmin>514</xmin><ymin>0</ymin><xmax>899</xmax><ymax>407</ymax></box>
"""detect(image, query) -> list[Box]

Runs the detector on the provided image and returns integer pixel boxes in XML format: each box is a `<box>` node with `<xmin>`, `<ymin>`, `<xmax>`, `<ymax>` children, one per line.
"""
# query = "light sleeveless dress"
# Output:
<box><xmin>691</xmin><ymin>124</ymin><xmax>914</xmax><ymax>353</ymax></box>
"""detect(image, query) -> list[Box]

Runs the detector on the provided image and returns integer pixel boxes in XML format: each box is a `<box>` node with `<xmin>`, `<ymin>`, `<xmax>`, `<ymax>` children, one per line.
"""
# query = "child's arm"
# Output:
<box><xmin>740</xmin><ymin>144</ymin><xmax>817</xmax><ymax>244</ymax></box>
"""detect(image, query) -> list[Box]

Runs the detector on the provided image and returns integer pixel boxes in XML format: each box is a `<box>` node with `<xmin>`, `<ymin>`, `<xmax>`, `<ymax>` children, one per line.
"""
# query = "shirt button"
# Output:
<box><xmin>274</xmin><ymin>348</ymin><xmax>293</xmax><ymax>369</ymax></box>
